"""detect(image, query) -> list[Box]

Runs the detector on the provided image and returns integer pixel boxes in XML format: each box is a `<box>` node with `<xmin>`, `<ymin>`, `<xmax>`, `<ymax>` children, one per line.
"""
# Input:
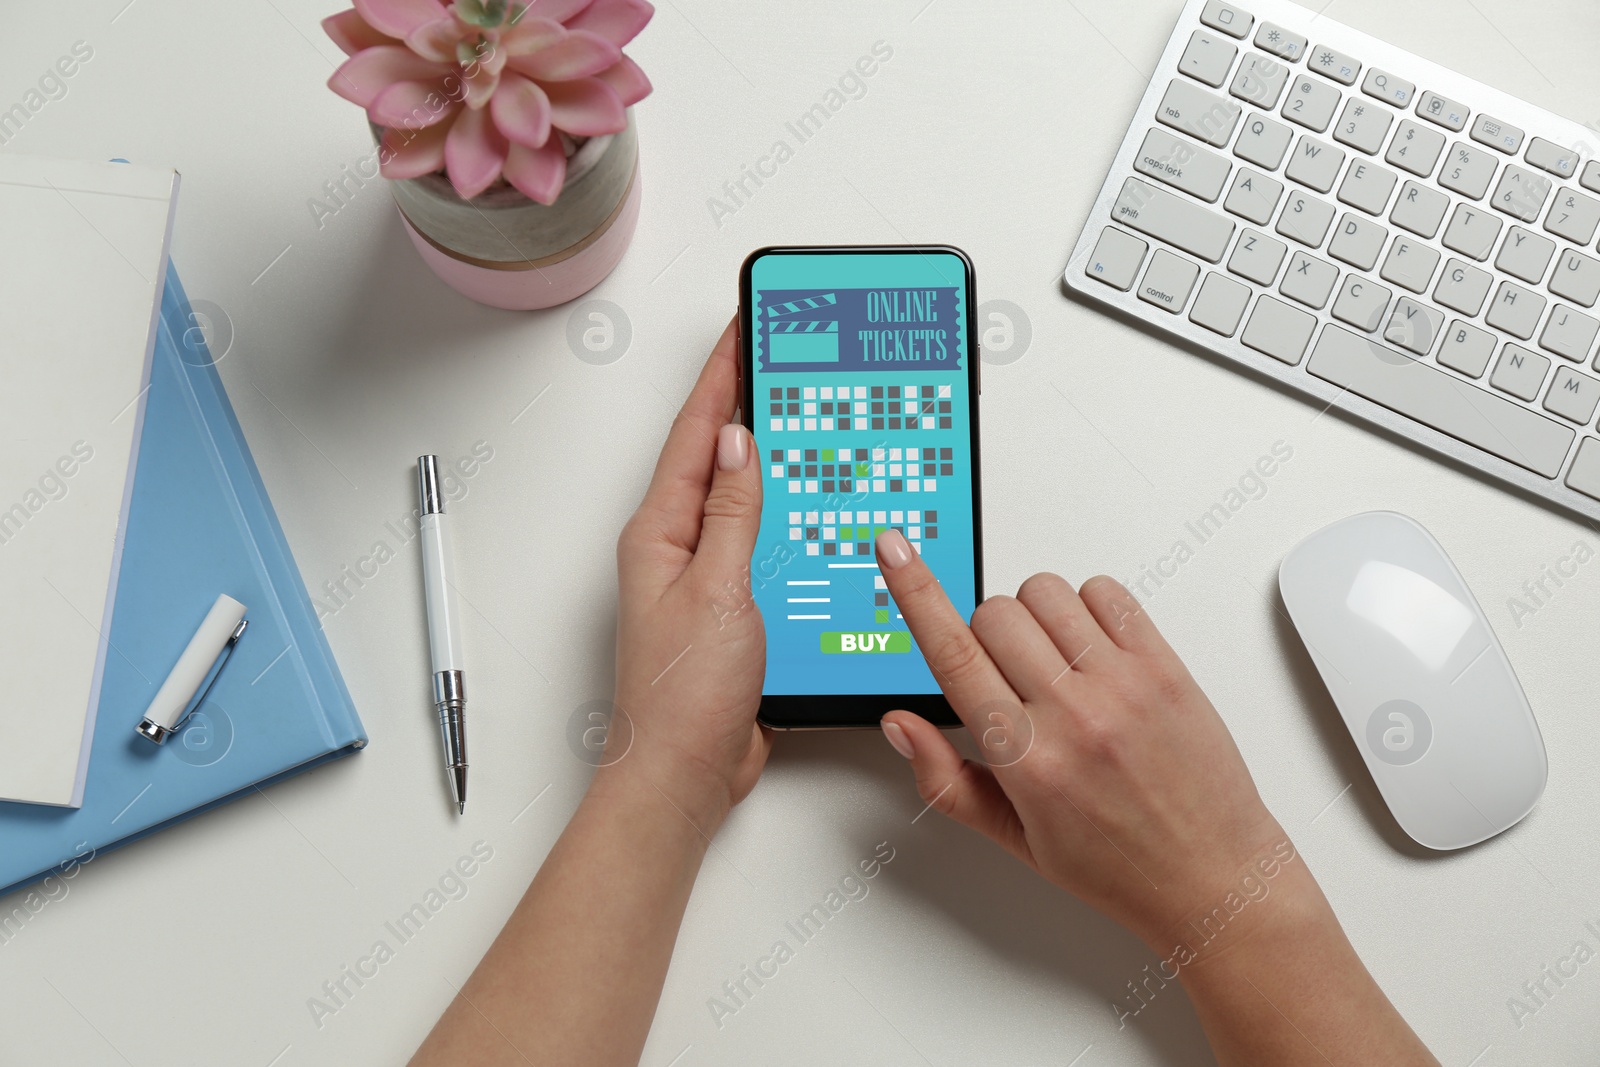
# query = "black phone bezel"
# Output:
<box><xmin>738</xmin><ymin>244</ymin><xmax>983</xmax><ymax>730</ymax></box>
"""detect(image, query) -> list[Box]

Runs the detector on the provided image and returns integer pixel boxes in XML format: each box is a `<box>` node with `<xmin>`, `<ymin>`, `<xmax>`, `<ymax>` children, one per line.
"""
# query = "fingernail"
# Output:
<box><xmin>881</xmin><ymin>720</ymin><xmax>914</xmax><ymax>760</ymax></box>
<box><xmin>876</xmin><ymin>527</ymin><xmax>913</xmax><ymax>570</ymax></box>
<box><xmin>717</xmin><ymin>423</ymin><xmax>750</xmax><ymax>471</ymax></box>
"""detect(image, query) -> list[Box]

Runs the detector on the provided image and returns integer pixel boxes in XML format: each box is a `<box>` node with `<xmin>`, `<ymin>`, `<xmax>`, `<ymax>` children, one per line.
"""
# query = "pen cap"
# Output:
<box><xmin>137</xmin><ymin>594</ymin><xmax>247</xmax><ymax>743</ymax></box>
<box><xmin>418</xmin><ymin>455</ymin><xmax>445</xmax><ymax>516</ymax></box>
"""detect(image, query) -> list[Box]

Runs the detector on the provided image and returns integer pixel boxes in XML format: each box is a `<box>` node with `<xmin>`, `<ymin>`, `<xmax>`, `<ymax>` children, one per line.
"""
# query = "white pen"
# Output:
<box><xmin>416</xmin><ymin>456</ymin><xmax>468</xmax><ymax>814</ymax></box>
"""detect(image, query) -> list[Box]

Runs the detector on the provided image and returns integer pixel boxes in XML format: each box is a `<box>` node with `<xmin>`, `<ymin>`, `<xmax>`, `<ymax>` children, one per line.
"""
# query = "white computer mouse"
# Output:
<box><xmin>1279</xmin><ymin>511</ymin><xmax>1546</xmax><ymax>851</ymax></box>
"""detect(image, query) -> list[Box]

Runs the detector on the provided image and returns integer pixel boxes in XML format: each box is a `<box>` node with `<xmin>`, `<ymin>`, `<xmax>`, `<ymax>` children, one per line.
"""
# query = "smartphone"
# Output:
<box><xmin>739</xmin><ymin>245</ymin><xmax>983</xmax><ymax>729</ymax></box>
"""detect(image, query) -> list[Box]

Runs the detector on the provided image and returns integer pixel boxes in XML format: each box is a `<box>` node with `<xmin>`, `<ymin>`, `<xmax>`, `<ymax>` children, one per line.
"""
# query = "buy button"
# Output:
<box><xmin>821</xmin><ymin>631</ymin><xmax>911</xmax><ymax>654</ymax></box>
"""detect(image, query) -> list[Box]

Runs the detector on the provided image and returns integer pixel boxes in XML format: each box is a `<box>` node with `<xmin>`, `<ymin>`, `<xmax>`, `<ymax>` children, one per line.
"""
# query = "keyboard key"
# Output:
<box><xmin>1545</xmin><ymin>367</ymin><xmax>1600</xmax><ymax>424</ymax></box>
<box><xmin>1134</xmin><ymin>128</ymin><xmax>1234</xmax><ymax>201</ymax></box>
<box><xmin>1276</xmin><ymin>189</ymin><xmax>1336</xmax><ymax>247</ymax></box>
<box><xmin>1280</xmin><ymin>251</ymin><xmax>1340</xmax><ymax>308</ymax></box>
<box><xmin>1384</xmin><ymin>296</ymin><xmax>1444</xmax><ymax>355</ymax></box>
<box><xmin>1441</xmin><ymin>204</ymin><xmax>1502</xmax><ymax>261</ymax></box>
<box><xmin>1584</xmin><ymin>161</ymin><xmax>1600</xmax><ymax>195</ymax></box>
<box><xmin>1138</xmin><ymin>249</ymin><xmax>1201</xmax><ymax>313</ymax></box>
<box><xmin>1551</xmin><ymin>250</ymin><xmax>1600</xmax><ymax>308</ymax></box>
<box><xmin>1242</xmin><ymin>294</ymin><xmax>1317</xmax><ymax>364</ymax></box>
<box><xmin>1390</xmin><ymin>180</ymin><xmax>1450</xmax><ymax>237</ymax></box>
<box><xmin>1308</xmin><ymin>44</ymin><xmax>1360</xmax><ymax>85</ymax></box>
<box><xmin>1491</xmin><ymin>344</ymin><xmax>1550</xmax><ymax>401</ymax></box>
<box><xmin>1491</xmin><ymin>165</ymin><xmax>1553</xmax><ymax>223</ymax></box>
<box><xmin>1416</xmin><ymin>91</ymin><xmax>1469</xmax><ymax>132</ymax></box>
<box><xmin>1331</xmin><ymin>274</ymin><xmax>1392</xmax><ymax>332</ymax></box>
<box><xmin>1540</xmin><ymin>306</ymin><xmax>1599</xmax><ymax>363</ymax></box>
<box><xmin>1230</xmin><ymin>52</ymin><xmax>1291</xmax><ymax>109</ymax></box>
<box><xmin>1307</xmin><ymin>325</ymin><xmax>1574</xmax><ymax>477</ymax></box>
<box><xmin>1112</xmin><ymin>178</ymin><xmax>1236</xmax><ymax>262</ymax></box>
<box><xmin>1179</xmin><ymin>30</ymin><xmax>1238</xmax><ymax>88</ymax></box>
<box><xmin>1384</xmin><ymin>120</ymin><xmax>1446</xmax><ymax>177</ymax></box>
<box><xmin>1254</xmin><ymin>22</ymin><xmax>1306</xmax><ymax>62</ymax></box>
<box><xmin>1470</xmin><ymin>114</ymin><xmax>1523</xmax><ymax>155</ymax></box>
<box><xmin>1329</xmin><ymin>213</ymin><xmax>1388</xmax><ymax>270</ymax></box>
<box><xmin>1545</xmin><ymin>189</ymin><xmax>1600</xmax><ymax>246</ymax></box>
<box><xmin>1337</xmin><ymin>161</ymin><xmax>1397</xmax><ymax>215</ymax></box>
<box><xmin>1189</xmin><ymin>273</ymin><xmax>1253</xmax><ymax>335</ymax></box>
<box><xmin>1157</xmin><ymin>80</ymin><xmax>1241</xmax><ymax>147</ymax></box>
<box><xmin>1486</xmin><ymin>281</ymin><xmax>1546</xmax><ymax>339</ymax></box>
<box><xmin>1495</xmin><ymin>227</ymin><xmax>1555</xmax><ymax>285</ymax></box>
<box><xmin>1379</xmin><ymin>237</ymin><xmax>1441</xmax><ymax>293</ymax></box>
<box><xmin>1434</xmin><ymin>259</ymin><xmax>1493</xmax><ymax>316</ymax></box>
<box><xmin>1525</xmin><ymin>137</ymin><xmax>1580</xmax><ymax>179</ymax></box>
<box><xmin>1085</xmin><ymin>226</ymin><xmax>1148</xmax><ymax>290</ymax></box>
<box><xmin>1282</xmin><ymin>74</ymin><xmax>1341</xmax><ymax>132</ymax></box>
<box><xmin>1567</xmin><ymin>438</ymin><xmax>1600</xmax><ymax>499</ymax></box>
<box><xmin>1362</xmin><ymin>68</ymin><xmax>1415</xmax><ymax>108</ymax></box>
<box><xmin>1223</xmin><ymin>168</ymin><xmax>1284</xmax><ymax>224</ymax></box>
<box><xmin>1234</xmin><ymin>114</ymin><xmax>1295</xmax><ymax>170</ymax></box>
<box><xmin>1332</xmin><ymin>98</ymin><xmax>1392</xmax><ymax>154</ymax></box>
<box><xmin>1200</xmin><ymin>0</ymin><xmax>1254</xmax><ymax>39</ymax></box>
<box><xmin>1285</xmin><ymin>136</ymin><xmax>1345</xmax><ymax>192</ymax></box>
<box><xmin>1438</xmin><ymin>320</ymin><xmax>1497</xmax><ymax>377</ymax></box>
<box><xmin>1439</xmin><ymin>142</ymin><xmax>1499</xmax><ymax>199</ymax></box>
<box><xmin>1228</xmin><ymin>228</ymin><xmax>1288</xmax><ymax>285</ymax></box>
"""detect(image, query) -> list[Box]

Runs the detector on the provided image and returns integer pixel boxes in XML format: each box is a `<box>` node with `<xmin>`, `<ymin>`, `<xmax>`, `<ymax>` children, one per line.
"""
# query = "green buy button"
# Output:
<box><xmin>821</xmin><ymin>631</ymin><xmax>911</xmax><ymax>654</ymax></box>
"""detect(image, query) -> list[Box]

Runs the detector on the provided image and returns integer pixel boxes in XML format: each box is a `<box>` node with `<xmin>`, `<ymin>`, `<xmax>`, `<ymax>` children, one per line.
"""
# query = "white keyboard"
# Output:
<box><xmin>1064</xmin><ymin>0</ymin><xmax>1600</xmax><ymax>522</ymax></box>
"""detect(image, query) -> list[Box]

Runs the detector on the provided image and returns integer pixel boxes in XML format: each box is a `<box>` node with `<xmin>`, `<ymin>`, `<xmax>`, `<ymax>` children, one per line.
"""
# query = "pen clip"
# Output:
<box><xmin>172</xmin><ymin>618</ymin><xmax>248</xmax><ymax>733</ymax></box>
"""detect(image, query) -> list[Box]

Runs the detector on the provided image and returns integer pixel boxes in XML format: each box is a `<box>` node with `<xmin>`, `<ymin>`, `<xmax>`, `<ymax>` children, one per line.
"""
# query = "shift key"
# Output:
<box><xmin>1112</xmin><ymin>178</ymin><xmax>1236</xmax><ymax>262</ymax></box>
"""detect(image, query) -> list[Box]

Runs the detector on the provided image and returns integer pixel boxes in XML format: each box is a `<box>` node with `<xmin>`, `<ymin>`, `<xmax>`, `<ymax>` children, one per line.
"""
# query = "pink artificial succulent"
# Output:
<box><xmin>324</xmin><ymin>0</ymin><xmax>653</xmax><ymax>203</ymax></box>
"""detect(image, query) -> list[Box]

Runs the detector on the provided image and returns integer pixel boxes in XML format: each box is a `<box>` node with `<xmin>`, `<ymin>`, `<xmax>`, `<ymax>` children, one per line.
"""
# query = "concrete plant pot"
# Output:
<box><xmin>378</xmin><ymin>112</ymin><xmax>640</xmax><ymax>311</ymax></box>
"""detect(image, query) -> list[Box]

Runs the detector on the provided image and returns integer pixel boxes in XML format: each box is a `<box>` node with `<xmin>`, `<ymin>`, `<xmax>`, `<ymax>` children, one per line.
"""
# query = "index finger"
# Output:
<box><xmin>874</xmin><ymin>528</ymin><xmax>1017</xmax><ymax>723</ymax></box>
<box><xmin>635</xmin><ymin>317</ymin><xmax>743</xmax><ymax>553</ymax></box>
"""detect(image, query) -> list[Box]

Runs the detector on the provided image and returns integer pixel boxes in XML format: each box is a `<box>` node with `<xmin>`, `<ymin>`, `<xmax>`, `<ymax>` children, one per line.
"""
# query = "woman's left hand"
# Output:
<box><xmin>603</xmin><ymin>317</ymin><xmax>771</xmax><ymax>827</ymax></box>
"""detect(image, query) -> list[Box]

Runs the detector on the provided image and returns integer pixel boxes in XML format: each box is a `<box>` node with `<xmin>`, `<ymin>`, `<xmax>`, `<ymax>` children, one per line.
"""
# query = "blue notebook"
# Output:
<box><xmin>0</xmin><ymin>264</ymin><xmax>366</xmax><ymax>897</ymax></box>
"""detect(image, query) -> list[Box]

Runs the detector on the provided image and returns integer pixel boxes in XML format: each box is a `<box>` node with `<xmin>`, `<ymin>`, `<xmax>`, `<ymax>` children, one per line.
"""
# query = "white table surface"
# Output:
<box><xmin>5</xmin><ymin>0</ymin><xmax>1600</xmax><ymax>1063</ymax></box>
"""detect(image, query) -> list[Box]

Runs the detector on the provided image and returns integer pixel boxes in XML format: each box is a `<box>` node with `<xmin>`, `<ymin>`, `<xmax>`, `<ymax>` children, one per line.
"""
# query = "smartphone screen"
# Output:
<box><xmin>740</xmin><ymin>246</ymin><xmax>982</xmax><ymax>727</ymax></box>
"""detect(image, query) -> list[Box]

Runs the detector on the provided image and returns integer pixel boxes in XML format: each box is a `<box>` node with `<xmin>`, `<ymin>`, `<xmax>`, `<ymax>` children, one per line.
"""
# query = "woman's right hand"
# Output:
<box><xmin>873</xmin><ymin>529</ymin><xmax>1440</xmax><ymax>1065</ymax></box>
<box><xmin>873</xmin><ymin>527</ymin><xmax>1299</xmax><ymax>954</ymax></box>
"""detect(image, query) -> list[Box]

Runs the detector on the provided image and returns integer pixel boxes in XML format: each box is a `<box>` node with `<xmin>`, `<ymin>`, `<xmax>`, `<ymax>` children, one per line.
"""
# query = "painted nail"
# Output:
<box><xmin>716</xmin><ymin>423</ymin><xmax>750</xmax><ymax>471</ymax></box>
<box><xmin>882</xmin><ymin>720</ymin><xmax>914</xmax><ymax>760</ymax></box>
<box><xmin>876</xmin><ymin>527</ymin><xmax>914</xmax><ymax>570</ymax></box>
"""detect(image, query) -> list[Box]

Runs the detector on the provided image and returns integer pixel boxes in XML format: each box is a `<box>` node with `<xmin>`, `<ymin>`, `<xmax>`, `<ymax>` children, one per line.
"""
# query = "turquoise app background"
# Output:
<box><xmin>749</xmin><ymin>252</ymin><xmax>976</xmax><ymax>696</ymax></box>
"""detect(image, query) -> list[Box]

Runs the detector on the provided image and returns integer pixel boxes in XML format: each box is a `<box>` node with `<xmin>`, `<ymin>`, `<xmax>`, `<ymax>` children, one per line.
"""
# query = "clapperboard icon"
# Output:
<box><xmin>765</xmin><ymin>292</ymin><xmax>840</xmax><ymax>363</ymax></box>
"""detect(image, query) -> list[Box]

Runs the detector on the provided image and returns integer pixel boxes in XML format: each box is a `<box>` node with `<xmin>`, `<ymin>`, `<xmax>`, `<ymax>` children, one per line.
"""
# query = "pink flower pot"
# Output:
<box><xmin>382</xmin><ymin>113</ymin><xmax>640</xmax><ymax>311</ymax></box>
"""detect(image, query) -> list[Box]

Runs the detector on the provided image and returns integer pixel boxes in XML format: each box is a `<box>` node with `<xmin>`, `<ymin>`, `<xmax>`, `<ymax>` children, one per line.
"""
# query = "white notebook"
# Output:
<box><xmin>0</xmin><ymin>155</ymin><xmax>179</xmax><ymax>807</ymax></box>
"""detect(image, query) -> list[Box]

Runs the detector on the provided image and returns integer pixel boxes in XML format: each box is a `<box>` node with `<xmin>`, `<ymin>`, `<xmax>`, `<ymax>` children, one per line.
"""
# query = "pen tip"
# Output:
<box><xmin>459</xmin><ymin>801</ymin><xmax>466</xmax><ymax>815</ymax></box>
